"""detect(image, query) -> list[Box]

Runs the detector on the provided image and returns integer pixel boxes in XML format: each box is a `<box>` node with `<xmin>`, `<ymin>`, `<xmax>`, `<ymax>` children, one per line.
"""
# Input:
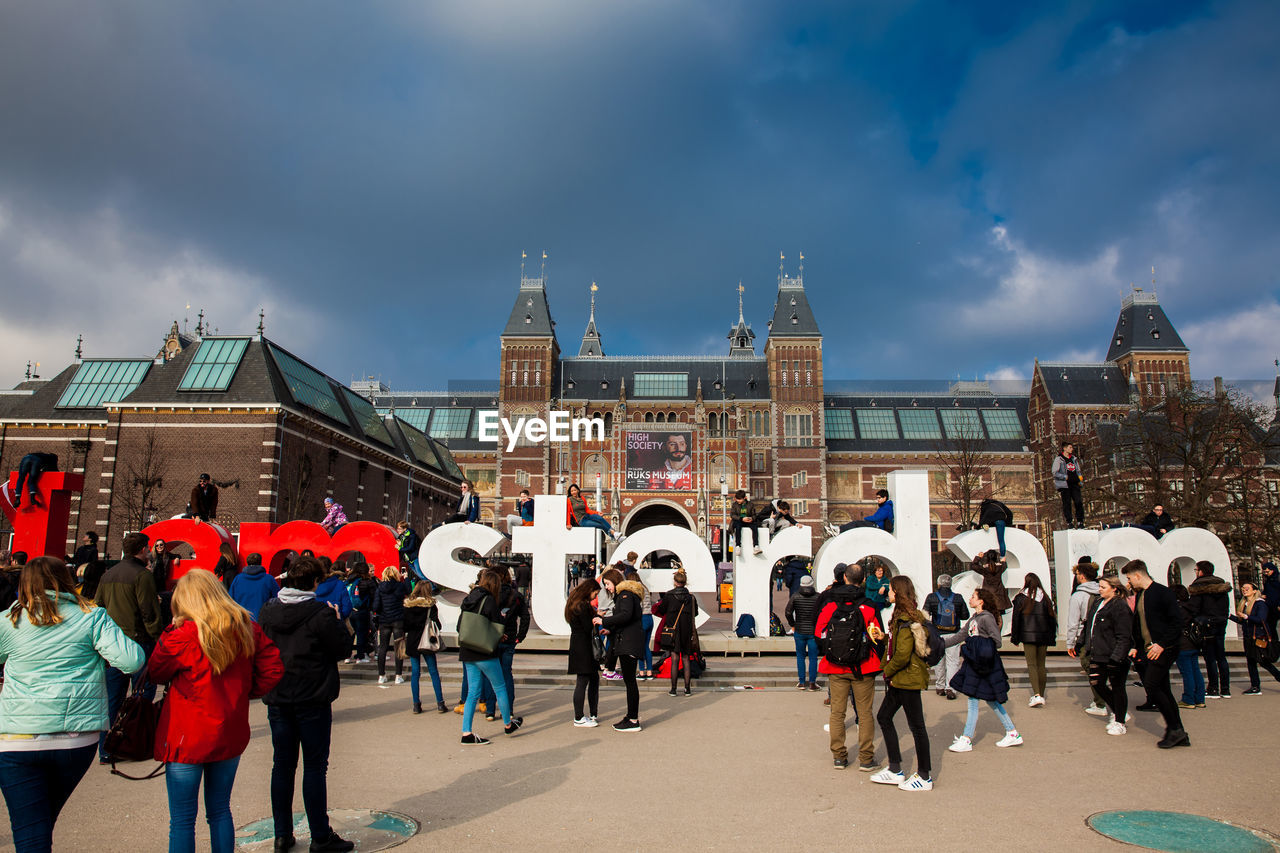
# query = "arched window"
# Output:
<box><xmin>644</xmin><ymin>411</ymin><xmax>654</xmax><ymax>423</ymax></box>
<box><xmin>603</xmin><ymin>412</ymin><xmax>613</xmax><ymax>435</ymax></box>
<box><xmin>655</xmin><ymin>412</ymin><xmax>666</xmax><ymax>423</ymax></box>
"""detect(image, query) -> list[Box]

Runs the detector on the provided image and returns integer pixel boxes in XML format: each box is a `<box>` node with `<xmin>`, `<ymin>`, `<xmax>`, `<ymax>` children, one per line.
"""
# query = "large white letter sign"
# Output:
<box><xmin>1051</xmin><ymin>528</ymin><xmax>1100</xmax><ymax>628</ymax></box>
<box><xmin>1097</xmin><ymin>527</ymin><xmax>1234</xmax><ymax>613</ymax></box>
<box><xmin>813</xmin><ymin>470</ymin><xmax>932</xmax><ymax>595</ymax></box>
<box><xmin>418</xmin><ymin>521</ymin><xmax>507</xmax><ymax>632</ymax></box>
<box><xmin>734</xmin><ymin>525</ymin><xmax>811</xmax><ymax>638</ymax></box>
<box><xmin>511</xmin><ymin>494</ymin><xmax>599</xmax><ymax>636</ymax></box>
<box><xmin>617</xmin><ymin>524</ymin><xmax>715</xmax><ymax>630</ymax></box>
<box><xmin>947</xmin><ymin>528</ymin><xmax>1052</xmax><ymax>598</ymax></box>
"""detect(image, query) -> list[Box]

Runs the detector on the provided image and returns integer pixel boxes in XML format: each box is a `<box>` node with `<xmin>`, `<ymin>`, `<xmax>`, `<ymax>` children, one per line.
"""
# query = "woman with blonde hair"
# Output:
<box><xmin>403</xmin><ymin>579</ymin><xmax>446</xmax><ymax>713</ymax></box>
<box><xmin>0</xmin><ymin>557</ymin><xmax>145</xmax><ymax>852</ymax></box>
<box><xmin>373</xmin><ymin>565</ymin><xmax>411</xmax><ymax>685</ymax></box>
<box><xmin>149</xmin><ymin>569</ymin><xmax>284</xmax><ymax>853</ymax></box>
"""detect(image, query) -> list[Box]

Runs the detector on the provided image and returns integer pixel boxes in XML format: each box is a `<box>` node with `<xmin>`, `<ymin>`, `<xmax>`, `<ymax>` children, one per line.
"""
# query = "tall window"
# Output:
<box><xmin>784</xmin><ymin>413</ymin><xmax>813</xmax><ymax>447</ymax></box>
<box><xmin>751</xmin><ymin>451</ymin><xmax>766</xmax><ymax>473</ymax></box>
<box><xmin>792</xmin><ymin>471</ymin><xmax>807</xmax><ymax>488</ymax></box>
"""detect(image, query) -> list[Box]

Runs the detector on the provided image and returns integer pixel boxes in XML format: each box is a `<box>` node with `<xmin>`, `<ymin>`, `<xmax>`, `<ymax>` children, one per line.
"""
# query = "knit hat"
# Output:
<box><xmin>937</xmin><ymin>574</ymin><xmax>952</xmax><ymax>588</ymax></box>
<box><xmin>799</xmin><ymin>575</ymin><xmax>815</xmax><ymax>589</ymax></box>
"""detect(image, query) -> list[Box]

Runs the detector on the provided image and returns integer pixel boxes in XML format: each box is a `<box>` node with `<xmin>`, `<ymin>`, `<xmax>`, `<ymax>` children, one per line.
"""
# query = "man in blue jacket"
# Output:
<box><xmin>840</xmin><ymin>489</ymin><xmax>894</xmax><ymax>533</ymax></box>
<box><xmin>229</xmin><ymin>552</ymin><xmax>279</xmax><ymax>621</ymax></box>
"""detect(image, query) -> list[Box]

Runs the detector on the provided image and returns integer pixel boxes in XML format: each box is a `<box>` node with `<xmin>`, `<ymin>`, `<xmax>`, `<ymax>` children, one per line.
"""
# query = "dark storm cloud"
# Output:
<box><xmin>0</xmin><ymin>0</ymin><xmax>1275</xmax><ymax>389</ymax></box>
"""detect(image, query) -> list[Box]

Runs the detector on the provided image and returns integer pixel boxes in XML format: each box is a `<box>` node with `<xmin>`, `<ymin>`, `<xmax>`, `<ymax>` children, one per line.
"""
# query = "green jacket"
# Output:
<box><xmin>882</xmin><ymin>612</ymin><xmax>930</xmax><ymax>691</ymax></box>
<box><xmin>95</xmin><ymin>556</ymin><xmax>162</xmax><ymax>644</ymax></box>
<box><xmin>0</xmin><ymin>594</ymin><xmax>145</xmax><ymax>734</ymax></box>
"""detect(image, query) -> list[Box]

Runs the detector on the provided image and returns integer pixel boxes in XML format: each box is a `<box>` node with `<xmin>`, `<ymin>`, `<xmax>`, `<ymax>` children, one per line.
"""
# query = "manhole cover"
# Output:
<box><xmin>236</xmin><ymin>808</ymin><xmax>418</xmax><ymax>851</ymax></box>
<box><xmin>1087</xmin><ymin>811</ymin><xmax>1279</xmax><ymax>852</ymax></box>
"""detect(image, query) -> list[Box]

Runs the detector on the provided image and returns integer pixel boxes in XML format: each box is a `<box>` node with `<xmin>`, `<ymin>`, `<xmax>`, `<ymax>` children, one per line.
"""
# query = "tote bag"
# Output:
<box><xmin>419</xmin><ymin>619</ymin><xmax>443</xmax><ymax>652</ymax></box>
<box><xmin>457</xmin><ymin>609</ymin><xmax>503</xmax><ymax>655</ymax></box>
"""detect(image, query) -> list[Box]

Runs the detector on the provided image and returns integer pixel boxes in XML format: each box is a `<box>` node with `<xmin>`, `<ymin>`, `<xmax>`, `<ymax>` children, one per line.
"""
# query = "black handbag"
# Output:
<box><xmin>592</xmin><ymin>631</ymin><xmax>606</xmax><ymax>665</ymax></box>
<box><xmin>104</xmin><ymin>682</ymin><xmax>165</xmax><ymax>781</ymax></box>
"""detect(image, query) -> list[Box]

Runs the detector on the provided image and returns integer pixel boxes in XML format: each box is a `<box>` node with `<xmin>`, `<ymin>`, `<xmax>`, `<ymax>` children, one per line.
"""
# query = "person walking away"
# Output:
<box><xmin>149</xmin><ymin>570</ymin><xmax>283</xmax><ymax>853</ymax></box>
<box><xmin>1173</xmin><ymin>585</ymin><xmax>1205</xmax><ymax>708</ymax></box>
<box><xmin>0</xmin><ymin>557</ymin><xmax>144</xmax><ymax>852</ymax></box>
<box><xmin>923</xmin><ymin>574</ymin><xmax>968</xmax><ymax>700</ymax></box>
<box><xmin>945</xmin><ymin>589</ymin><xmax>1023</xmax><ymax>752</ymax></box>
<box><xmin>1187</xmin><ymin>560</ymin><xmax>1232</xmax><ymax>699</ymax></box>
<box><xmin>815</xmin><ymin>564</ymin><xmax>884</xmax><ymax>771</ymax></box>
<box><xmin>1082</xmin><ymin>575</ymin><xmax>1134</xmax><ymax>734</ymax></box>
<box><xmin>786</xmin><ymin>575</ymin><xmax>822</xmax><ymax>690</ymax></box>
<box><xmin>372</xmin><ymin>566</ymin><xmax>410</xmax><ymax>685</ymax></box>
<box><xmin>1052</xmin><ymin>441</ymin><xmax>1085</xmax><ymax>527</ymax></box>
<box><xmin>1066</xmin><ymin>559</ymin><xmax>1108</xmax><ymax>715</ymax></box>
<box><xmin>870</xmin><ymin>576</ymin><xmax>933</xmax><ymax>792</ymax></box>
<box><xmin>566</xmin><ymin>579</ymin><xmax>602</xmax><ymax>726</ymax></box>
<box><xmin>314</xmin><ymin>569</ymin><xmax>352</xmax><ymax>621</ymax></box>
<box><xmin>344</xmin><ymin>563</ymin><xmax>376</xmax><ymax>663</ymax></box>
<box><xmin>402</xmin><ymin>581</ymin><xmax>446</xmax><ymax>713</ymax></box>
<box><xmin>1231</xmin><ymin>580</ymin><xmax>1280</xmax><ymax>694</ymax></box>
<box><xmin>257</xmin><ymin>556</ymin><xmax>355</xmax><ymax>853</ymax></box>
<box><xmin>1010</xmin><ymin>573</ymin><xmax>1057</xmax><ymax>707</ymax></box>
<box><xmin>214</xmin><ymin>543</ymin><xmax>239</xmax><ymax>591</ymax></box>
<box><xmin>229</xmin><ymin>553</ymin><xmax>279</xmax><ymax>622</ymax></box>
<box><xmin>458</xmin><ymin>569</ymin><xmax>522</xmax><ymax>744</ymax></box>
<box><xmin>598</xmin><ymin>567</ymin><xmax>646</xmax><ymax>728</ymax></box>
<box><xmin>655</xmin><ymin>570</ymin><xmax>699</xmax><ymax>697</ymax></box>
<box><xmin>95</xmin><ymin>531</ymin><xmax>162</xmax><ymax>762</ymax></box>
<box><xmin>1126</xmin><ymin>561</ymin><xmax>1190</xmax><ymax>748</ymax></box>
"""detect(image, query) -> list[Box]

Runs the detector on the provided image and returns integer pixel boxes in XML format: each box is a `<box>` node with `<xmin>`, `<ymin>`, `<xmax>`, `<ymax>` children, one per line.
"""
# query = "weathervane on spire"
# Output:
<box><xmin>257</xmin><ymin>308</ymin><xmax>265</xmax><ymax>337</ymax></box>
<box><xmin>778</xmin><ymin>251</ymin><xmax>785</xmax><ymax>282</ymax></box>
<box><xmin>75</xmin><ymin>334</ymin><xmax>83</xmax><ymax>361</ymax></box>
<box><xmin>541</xmin><ymin>250</ymin><xmax>548</xmax><ymax>280</ymax></box>
<box><xmin>520</xmin><ymin>250</ymin><xmax>527</xmax><ymax>279</ymax></box>
<box><xmin>798</xmin><ymin>251</ymin><xmax>805</xmax><ymax>278</ymax></box>
<box><xmin>590</xmin><ymin>281</ymin><xmax>598</xmax><ymax>321</ymax></box>
<box><xmin>737</xmin><ymin>281</ymin><xmax>745</xmax><ymax>324</ymax></box>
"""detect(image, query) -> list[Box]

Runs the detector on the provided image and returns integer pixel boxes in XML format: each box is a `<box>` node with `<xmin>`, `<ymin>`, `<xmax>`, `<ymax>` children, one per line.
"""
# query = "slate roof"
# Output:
<box><xmin>0</xmin><ymin>365</ymin><xmax>89</xmax><ymax>421</ymax></box>
<box><xmin>1106</xmin><ymin>292</ymin><xmax>1188</xmax><ymax>361</ymax></box>
<box><xmin>123</xmin><ymin>339</ymin><xmax>283</xmax><ymax>407</ymax></box>
<box><xmin>1036</xmin><ymin>362</ymin><xmax>1132</xmax><ymax>406</ymax></box>
<box><xmin>767</xmin><ymin>275</ymin><xmax>821</xmax><ymax>338</ymax></box>
<box><xmin>822</xmin><ymin>394</ymin><xmax>1031</xmax><ymax>454</ymax></box>
<box><xmin>502</xmin><ymin>278</ymin><xmax>557</xmax><ymax>338</ymax></box>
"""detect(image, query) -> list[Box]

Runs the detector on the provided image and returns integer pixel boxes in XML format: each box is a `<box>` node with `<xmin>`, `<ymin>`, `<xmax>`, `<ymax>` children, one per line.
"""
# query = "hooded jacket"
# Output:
<box><xmin>402</xmin><ymin>597</ymin><xmax>440</xmax><ymax>654</ymax></box>
<box><xmin>601</xmin><ymin>580</ymin><xmax>647</xmax><ymax>659</ymax></box>
<box><xmin>1066</xmin><ymin>579</ymin><xmax>1100</xmax><ymax>649</ymax></box>
<box><xmin>149</xmin><ymin>619</ymin><xmax>283</xmax><ymax>763</ymax></box>
<box><xmin>457</xmin><ymin>586</ymin><xmax>501</xmax><ymax>663</ymax></box>
<box><xmin>1052</xmin><ymin>453</ymin><xmax>1081</xmax><ymax>490</ymax></box>
<box><xmin>882</xmin><ymin>612</ymin><xmax>930</xmax><ymax>690</ymax></box>
<box><xmin>257</xmin><ymin>591</ymin><xmax>349</xmax><ymax>706</ymax></box>
<box><xmin>314</xmin><ymin>575</ymin><xmax>353</xmax><ymax>620</ymax></box>
<box><xmin>815</xmin><ymin>585</ymin><xmax>883</xmax><ymax>677</ymax></box>
<box><xmin>1187</xmin><ymin>575</ymin><xmax>1232</xmax><ymax>626</ymax></box>
<box><xmin>229</xmin><ymin>564</ymin><xmax>279</xmax><ymax>622</ymax></box>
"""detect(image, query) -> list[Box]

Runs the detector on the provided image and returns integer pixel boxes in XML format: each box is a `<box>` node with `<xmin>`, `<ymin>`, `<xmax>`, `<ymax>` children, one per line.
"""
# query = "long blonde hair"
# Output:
<box><xmin>171</xmin><ymin>569</ymin><xmax>255</xmax><ymax>675</ymax></box>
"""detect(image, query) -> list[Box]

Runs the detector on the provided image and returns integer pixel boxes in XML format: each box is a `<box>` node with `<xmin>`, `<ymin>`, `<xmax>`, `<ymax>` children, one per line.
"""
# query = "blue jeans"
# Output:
<box><xmin>0</xmin><ymin>742</ymin><xmax>96</xmax><ymax>853</ymax></box>
<box><xmin>464</xmin><ymin>659</ymin><xmax>511</xmax><ymax>732</ymax></box>
<box><xmin>793</xmin><ymin>633</ymin><xmax>819</xmax><ymax>683</ymax></box>
<box><xmin>640</xmin><ymin>615</ymin><xmax>655</xmax><ymax>672</ymax></box>
<box><xmin>963</xmin><ymin>697</ymin><xmax>1015</xmax><ymax>738</ymax></box>
<box><xmin>267</xmin><ymin>704</ymin><xmax>333</xmax><ymax>842</ymax></box>
<box><xmin>166</xmin><ymin>756</ymin><xmax>240</xmax><ymax>853</ymax></box>
<box><xmin>993</xmin><ymin>520</ymin><xmax>1006</xmax><ymax>556</ymax></box>
<box><xmin>411</xmin><ymin>652</ymin><xmax>444</xmax><ymax>705</ymax></box>
<box><xmin>577</xmin><ymin>514</ymin><xmax>612</xmax><ymax>535</ymax></box>
<box><xmin>481</xmin><ymin>643</ymin><xmax>517</xmax><ymax>714</ymax></box>
<box><xmin>1177</xmin><ymin>649</ymin><xmax>1205</xmax><ymax>704</ymax></box>
<box><xmin>100</xmin><ymin>641</ymin><xmax>154</xmax><ymax>760</ymax></box>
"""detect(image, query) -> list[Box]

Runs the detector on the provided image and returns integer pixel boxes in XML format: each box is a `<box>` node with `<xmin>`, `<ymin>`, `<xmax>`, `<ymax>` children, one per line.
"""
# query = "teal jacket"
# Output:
<box><xmin>0</xmin><ymin>594</ymin><xmax>146</xmax><ymax>735</ymax></box>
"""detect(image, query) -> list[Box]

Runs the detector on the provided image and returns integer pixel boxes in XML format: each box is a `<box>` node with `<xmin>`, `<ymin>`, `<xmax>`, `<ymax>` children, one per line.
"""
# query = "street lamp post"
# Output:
<box><xmin>721</xmin><ymin>475</ymin><xmax>729</xmax><ymax>564</ymax></box>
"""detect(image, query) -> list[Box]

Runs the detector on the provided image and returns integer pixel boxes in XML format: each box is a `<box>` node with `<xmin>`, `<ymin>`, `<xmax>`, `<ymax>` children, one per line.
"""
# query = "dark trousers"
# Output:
<box><xmin>1202</xmin><ymin>627</ymin><xmax>1230</xmax><ymax>694</ymax></box>
<box><xmin>877</xmin><ymin>686</ymin><xmax>930</xmax><ymax>778</ymax></box>
<box><xmin>573</xmin><ymin>672</ymin><xmax>600</xmax><ymax>719</ymax></box>
<box><xmin>619</xmin><ymin>655</ymin><xmax>640</xmax><ymax>720</ymax></box>
<box><xmin>1246</xmin><ymin>654</ymin><xmax>1280</xmax><ymax>690</ymax></box>
<box><xmin>376</xmin><ymin>620</ymin><xmax>404</xmax><ymax>676</ymax></box>
<box><xmin>267</xmin><ymin>703</ymin><xmax>333</xmax><ymax>842</ymax></box>
<box><xmin>350</xmin><ymin>609</ymin><xmax>371</xmax><ymax>658</ymax></box>
<box><xmin>1058</xmin><ymin>483</ymin><xmax>1083</xmax><ymax>524</ymax></box>
<box><xmin>1142</xmin><ymin>651</ymin><xmax>1183</xmax><ymax>733</ymax></box>
<box><xmin>0</xmin><ymin>742</ymin><xmax>95</xmax><ymax>853</ymax></box>
<box><xmin>731</xmin><ymin>517</ymin><xmax>758</xmax><ymax>548</ymax></box>
<box><xmin>1092</xmin><ymin>660</ymin><xmax>1130</xmax><ymax>723</ymax></box>
<box><xmin>15</xmin><ymin>452</ymin><xmax>57</xmax><ymax>500</ymax></box>
<box><xmin>481</xmin><ymin>643</ymin><xmax>517</xmax><ymax>714</ymax></box>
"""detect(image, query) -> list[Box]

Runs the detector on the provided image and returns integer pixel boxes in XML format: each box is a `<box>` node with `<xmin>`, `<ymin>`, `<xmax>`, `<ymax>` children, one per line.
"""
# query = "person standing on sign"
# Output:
<box><xmin>9</xmin><ymin>452</ymin><xmax>58</xmax><ymax>509</ymax></box>
<box><xmin>1052</xmin><ymin>442</ymin><xmax>1084</xmax><ymax>528</ymax></box>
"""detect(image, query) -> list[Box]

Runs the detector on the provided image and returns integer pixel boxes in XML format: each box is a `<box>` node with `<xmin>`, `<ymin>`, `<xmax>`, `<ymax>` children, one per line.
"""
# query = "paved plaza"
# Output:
<box><xmin>10</xmin><ymin>670</ymin><xmax>1278</xmax><ymax>852</ymax></box>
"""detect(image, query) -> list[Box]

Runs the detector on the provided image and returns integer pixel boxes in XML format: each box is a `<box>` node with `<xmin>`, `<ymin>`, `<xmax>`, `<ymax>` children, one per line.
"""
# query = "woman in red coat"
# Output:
<box><xmin>149</xmin><ymin>569</ymin><xmax>283</xmax><ymax>853</ymax></box>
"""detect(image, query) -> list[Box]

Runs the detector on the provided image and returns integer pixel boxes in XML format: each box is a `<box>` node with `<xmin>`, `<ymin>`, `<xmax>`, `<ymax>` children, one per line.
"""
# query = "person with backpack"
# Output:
<box><xmin>149</xmin><ymin>570</ymin><xmax>284</xmax><ymax>853</ymax></box>
<box><xmin>655</xmin><ymin>570</ymin><xmax>699</xmax><ymax>697</ymax></box>
<box><xmin>816</xmin><ymin>564</ymin><xmax>884</xmax><ymax>771</ymax></box>
<box><xmin>1187</xmin><ymin>560</ymin><xmax>1232</xmax><ymax>699</ymax></box>
<box><xmin>923</xmin><ymin>574</ymin><xmax>968</xmax><ymax>700</ymax></box>
<box><xmin>977</xmin><ymin>497</ymin><xmax>1014</xmax><ymax>558</ymax></box>
<box><xmin>1173</xmin><ymin>584</ymin><xmax>1205</xmax><ymax>708</ymax></box>
<box><xmin>343</xmin><ymin>563</ymin><xmax>376</xmax><ymax>664</ymax></box>
<box><xmin>403</xmin><ymin>580</ymin><xmax>446</xmax><ymax>714</ymax></box>
<box><xmin>1010</xmin><ymin>573</ymin><xmax>1057</xmax><ymax>708</ymax></box>
<box><xmin>945</xmin><ymin>588</ymin><xmax>1023</xmax><ymax>752</ymax></box>
<box><xmin>0</xmin><ymin>557</ymin><xmax>145</xmax><ymax>852</ymax></box>
<box><xmin>870</xmin><ymin>576</ymin><xmax>934</xmax><ymax>792</ymax></box>
<box><xmin>1231</xmin><ymin>580</ymin><xmax>1280</xmax><ymax>694</ymax></box>
<box><xmin>786</xmin><ymin>575</ymin><xmax>823</xmax><ymax>690</ymax></box>
<box><xmin>314</xmin><ymin>569</ymin><xmax>353</xmax><ymax>621</ymax></box>
<box><xmin>1066</xmin><ymin>558</ymin><xmax>1108</xmax><ymax>716</ymax></box>
<box><xmin>1083</xmin><ymin>575</ymin><xmax>1134</xmax><ymax>735</ymax></box>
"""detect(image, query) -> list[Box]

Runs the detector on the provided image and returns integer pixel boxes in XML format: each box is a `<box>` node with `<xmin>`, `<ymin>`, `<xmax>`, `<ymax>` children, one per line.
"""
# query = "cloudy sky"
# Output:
<box><xmin>1</xmin><ymin>0</ymin><xmax>1276</xmax><ymax>390</ymax></box>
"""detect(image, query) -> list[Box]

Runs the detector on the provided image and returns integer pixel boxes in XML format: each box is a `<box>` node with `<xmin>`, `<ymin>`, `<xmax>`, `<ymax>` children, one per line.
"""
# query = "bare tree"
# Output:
<box><xmin>114</xmin><ymin>427</ymin><xmax>169</xmax><ymax>532</ymax></box>
<box><xmin>279</xmin><ymin>451</ymin><xmax>315</xmax><ymax>523</ymax></box>
<box><xmin>933</xmin><ymin>417</ymin><xmax>1005</xmax><ymax>530</ymax></box>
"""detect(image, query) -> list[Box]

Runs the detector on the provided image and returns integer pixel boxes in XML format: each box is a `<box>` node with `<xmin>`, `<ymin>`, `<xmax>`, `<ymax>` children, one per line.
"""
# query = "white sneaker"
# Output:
<box><xmin>1084</xmin><ymin>703</ymin><xmax>1109</xmax><ymax>717</ymax></box>
<box><xmin>1110</xmin><ymin>712</ymin><xmax>1133</xmax><ymax>724</ymax></box>
<box><xmin>869</xmin><ymin>768</ymin><xmax>905</xmax><ymax>785</ymax></box>
<box><xmin>1029</xmin><ymin>695</ymin><xmax>1045</xmax><ymax>708</ymax></box>
<box><xmin>1105</xmin><ymin>721</ymin><xmax>1127</xmax><ymax>736</ymax></box>
<box><xmin>898</xmin><ymin>773</ymin><xmax>933</xmax><ymax>792</ymax></box>
<box><xmin>377</xmin><ymin>675</ymin><xmax>388</xmax><ymax>685</ymax></box>
<box><xmin>574</xmin><ymin>716</ymin><xmax>598</xmax><ymax>728</ymax></box>
<box><xmin>823</xmin><ymin>723</ymin><xmax>830</xmax><ymax>732</ymax></box>
<box><xmin>948</xmin><ymin>735</ymin><xmax>973</xmax><ymax>753</ymax></box>
<box><xmin>753</xmin><ymin>547</ymin><xmax>763</xmax><ymax>555</ymax></box>
<box><xmin>394</xmin><ymin>675</ymin><xmax>405</xmax><ymax>685</ymax></box>
<box><xmin>996</xmin><ymin>731</ymin><xmax>1023</xmax><ymax>748</ymax></box>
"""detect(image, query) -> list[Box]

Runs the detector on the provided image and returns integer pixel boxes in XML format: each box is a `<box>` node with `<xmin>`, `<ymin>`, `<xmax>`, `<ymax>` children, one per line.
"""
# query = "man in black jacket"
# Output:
<box><xmin>786</xmin><ymin>575</ymin><xmax>823</xmax><ymax>690</ymax></box>
<box><xmin>258</xmin><ymin>556</ymin><xmax>355</xmax><ymax>853</ymax></box>
<box><xmin>1136</xmin><ymin>505</ymin><xmax>1176</xmax><ymax>538</ymax></box>
<box><xmin>1126</xmin><ymin>561</ymin><xmax>1190</xmax><ymax>748</ymax></box>
<box><xmin>1187</xmin><ymin>560</ymin><xmax>1233</xmax><ymax>698</ymax></box>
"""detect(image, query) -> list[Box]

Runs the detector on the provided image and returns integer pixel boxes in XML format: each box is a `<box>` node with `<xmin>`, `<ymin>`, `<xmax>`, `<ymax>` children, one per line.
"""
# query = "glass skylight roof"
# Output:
<box><xmin>177</xmin><ymin>338</ymin><xmax>250</xmax><ymax>391</ymax></box>
<box><xmin>267</xmin><ymin>344</ymin><xmax>349</xmax><ymax>426</ymax></box>
<box><xmin>343</xmin><ymin>388</ymin><xmax>395</xmax><ymax>448</ymax></box>
<box><xmin>56</xmin><ymin>360</ymin><xmax>151</xmax><ymax>408</ymax></box>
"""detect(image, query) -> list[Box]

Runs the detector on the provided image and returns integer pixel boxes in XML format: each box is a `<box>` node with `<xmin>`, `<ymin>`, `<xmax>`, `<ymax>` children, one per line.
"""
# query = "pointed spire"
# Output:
<box><xmin>728</xmin><ymin>281</ymin><xmax>756</xmax><ymax>357</ymax></box>
<box><xmin>578</xmin><ymin>281</ymin><xmax>604</xmax><ymax>357</ymax></box>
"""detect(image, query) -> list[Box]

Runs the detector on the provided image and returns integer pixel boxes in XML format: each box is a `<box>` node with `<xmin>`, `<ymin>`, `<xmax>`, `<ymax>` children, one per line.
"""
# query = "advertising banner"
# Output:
<box><xmin>626</xmin><ymin>430</ymin><xmax>694</xmax><ymax>490</ymax></box>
